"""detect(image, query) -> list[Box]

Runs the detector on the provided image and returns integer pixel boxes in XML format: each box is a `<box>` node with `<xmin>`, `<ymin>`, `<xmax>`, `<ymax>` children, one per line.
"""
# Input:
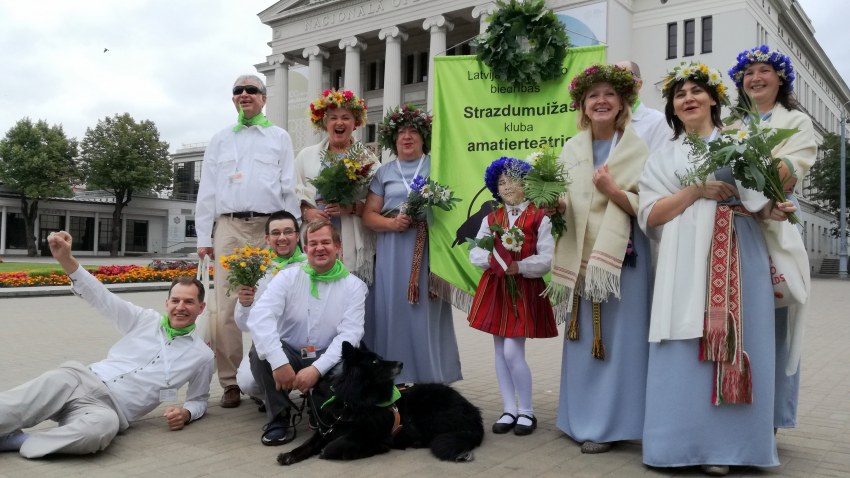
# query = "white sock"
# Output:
<box><xmin>0</xmin><ymin>430</ymin><xmax>28</xmax><ymax>452</ymax></box>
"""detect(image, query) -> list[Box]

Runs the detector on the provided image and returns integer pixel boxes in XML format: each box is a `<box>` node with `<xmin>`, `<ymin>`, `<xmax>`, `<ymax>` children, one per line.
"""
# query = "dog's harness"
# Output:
<box><xmin>321</xmin><ymin>385</ymin><xmax>404</xmax><ymax>436</ymax></box>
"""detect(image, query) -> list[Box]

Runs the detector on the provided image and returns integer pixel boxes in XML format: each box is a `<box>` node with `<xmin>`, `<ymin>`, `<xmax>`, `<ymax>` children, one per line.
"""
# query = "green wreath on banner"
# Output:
<box><xmin>475</xmin><ymin>0</ymin><xmax>570</xmax><ymax>87</ymax></box>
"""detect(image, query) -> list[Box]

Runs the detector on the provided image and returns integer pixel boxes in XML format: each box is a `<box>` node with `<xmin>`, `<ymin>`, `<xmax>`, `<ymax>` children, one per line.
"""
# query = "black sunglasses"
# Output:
<box><xmin>233</xmin><ymin>85</ymin><xmax>262</xmax><ymax>95</ymax></box>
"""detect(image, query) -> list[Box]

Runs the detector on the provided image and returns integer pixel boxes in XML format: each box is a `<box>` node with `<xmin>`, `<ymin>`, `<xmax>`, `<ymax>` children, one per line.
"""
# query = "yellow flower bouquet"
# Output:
<box><xmin>219</xmin><ymin>246</ymin><xmax>273</xmax><ymax>295</ymax></box>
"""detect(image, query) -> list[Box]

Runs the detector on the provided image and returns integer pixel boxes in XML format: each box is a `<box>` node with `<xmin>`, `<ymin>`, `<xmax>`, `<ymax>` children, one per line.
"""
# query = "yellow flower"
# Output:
<box><xmin>239</xmin><ymin>261</ymin><xmax>247</xmax><ymax>267</ymax></box>
<box><xmin>260</xmin><ymin>265</ymin><xmax>267</xmax><ymax>271</ymax></box>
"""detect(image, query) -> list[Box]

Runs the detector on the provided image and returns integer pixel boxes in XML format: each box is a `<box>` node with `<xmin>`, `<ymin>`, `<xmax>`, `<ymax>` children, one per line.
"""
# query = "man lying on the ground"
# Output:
<box><xmin>0</xmin><ymin>231</ymin><xmax>214</xmax><ymax>459</ymax></box>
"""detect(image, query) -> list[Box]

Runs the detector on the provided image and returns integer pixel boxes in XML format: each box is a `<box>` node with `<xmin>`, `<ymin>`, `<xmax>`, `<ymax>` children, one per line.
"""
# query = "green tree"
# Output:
<box><xmin>0</xmin><ymin>118</ymin><xmax>78</xmax><ymax>256</ymax></box>
<box><xmin>807</xmin><ymin>132</ymin><xmax>850</xmax><ymax>226</ymax></box>
<box><xmin>79</xmin><ymin>113</ymin><xmax>171</xmax><ymax>256</ymax></box>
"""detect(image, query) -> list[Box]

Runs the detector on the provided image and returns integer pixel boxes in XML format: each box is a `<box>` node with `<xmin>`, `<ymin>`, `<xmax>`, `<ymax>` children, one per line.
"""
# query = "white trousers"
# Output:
<box><xmin>0</xmin><ymin>361</ymin><xmax>128</xmax><ymax>458</ymax></box>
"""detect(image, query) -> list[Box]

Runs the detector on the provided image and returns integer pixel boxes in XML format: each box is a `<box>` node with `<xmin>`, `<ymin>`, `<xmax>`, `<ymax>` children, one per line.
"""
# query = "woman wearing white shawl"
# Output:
<box><xmin>296</xmin><ymin>89</ymin><xmax>377</xmax><ymax>284</ymax></box>
<box><xmin>639</xmin><ymin>62</ymin><xmax>797</xmax><ymax>476</ymax></box>
<box><xmin>728</xmin><ymin>46</ymin><xmax>816</xmax><ymax>431</ymax></box>
<box><xmin>550</xmin><ymin>64</ymin><xmax>651</xmax><ymax>455</ymax></box>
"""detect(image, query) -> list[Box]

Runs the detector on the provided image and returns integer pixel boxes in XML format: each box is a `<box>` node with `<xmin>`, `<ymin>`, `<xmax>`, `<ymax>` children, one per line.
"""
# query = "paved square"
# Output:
<box><xmin>1</xmin><ymin>278</ymin><xmax>849</xmax><ymax>477</ymax></box>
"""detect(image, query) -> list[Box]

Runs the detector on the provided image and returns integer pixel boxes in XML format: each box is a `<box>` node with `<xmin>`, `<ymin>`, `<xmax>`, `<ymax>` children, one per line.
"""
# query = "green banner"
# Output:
<box><xmin>429</xmin><ymin>45</ymin><xmax>607</xmax><ymax>301</ymax></box>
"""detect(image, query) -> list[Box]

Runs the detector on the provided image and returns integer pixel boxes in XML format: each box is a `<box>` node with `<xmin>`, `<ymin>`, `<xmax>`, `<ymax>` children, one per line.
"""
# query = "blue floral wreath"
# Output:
<box><xmin>484</xmin><ymin>156</ymin><xmax>531</xmax><ymax>202</ymax></box>
<box><xmin>728</xmin><ymin>45</ymin><xmax>795</xmax><ymax>91</ymax></box>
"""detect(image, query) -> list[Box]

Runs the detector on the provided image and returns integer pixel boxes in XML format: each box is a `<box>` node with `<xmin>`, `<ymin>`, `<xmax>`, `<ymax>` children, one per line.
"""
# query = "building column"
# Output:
<box><xmin>120</xmin><ymin>216</ymin><xmax>126</xmax><ymax>255</ymax></box>
<box><xmin>93</xmin><ymin>213</ymin><xmax>100</xmax><ymax>255</ymax></box>
<box><xmin>302</xmin><ymin>46</ymin><xmax>329</xmax><ymax>144</ymax></box>
<box><xmin>1</xmin><ymin>206</ymin><xmax>7</xmax><ymax>254</ymax></box>
<box><xmin>423</xmin><ymin>15</ymin><xmax>454</xmax><ymax>110</ymax></box>
<box><xmin>339</xmin><ymin>36</ymin><xmax>367</xmax><ymax>142</ymax></box>
<box><xmin>379</xmin><ymin>26</ymin><xmax>408</xmax><ymax>162</ymax></box>
<box><xmin>472</xmin><ymin>3</ymin><xmax>498</xmax><ymax>33</ymax></box>
<box><xmin>268</xmin><ymin>54</ymin><xmax>293</xmax><ymax>129</ymax></box>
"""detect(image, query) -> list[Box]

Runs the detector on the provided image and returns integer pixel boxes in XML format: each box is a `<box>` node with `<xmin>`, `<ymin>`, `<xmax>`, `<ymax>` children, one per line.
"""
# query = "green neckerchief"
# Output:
<box><xmin>302</xmin><ymin>260</ymin><xmax>349</xmax><ymax>299</ymax></box>
<box><xmin>321</xmin><ymin>385</ymin><xmax>401</xmax><ymax>409</ymax></box>
<box><xmin>271</xmin><ymin>246</ymin><xmax>306</xmax><ymax>269</ymax></box>
<box><xmin>160</xmin><ymin>314</ymin><xmax>195</xmax><ymax>341</ymax></box>
<box><xmin>631</xmin><ymin>98</ymin><xmax>642</xmax><ymax>113</ymax></box>
<box><xmin>233</xmin><ymin>106</ymin><xmax>273</xmax><ymax>132</ymax></box>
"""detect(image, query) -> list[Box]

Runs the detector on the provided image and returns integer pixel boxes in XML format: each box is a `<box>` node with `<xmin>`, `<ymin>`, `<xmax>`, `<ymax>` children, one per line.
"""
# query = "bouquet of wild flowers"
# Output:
<box><xmin>678</xmin><ymin>110</ymin><xmax>800</xmax><ymax>224</ymax></box>
<box><xmin>524</xmin><ymin>146</ymin><xmax>570</xmax><ymax>237</ymax></box>
<box><xmin>396</xmin><ymin>175</ymin><xmax>461</xmax><ymax>222</ymax></box>
<box><xmin>467</xmin><ymin>222</ymin><xmax>525</xmax><ymax>313</ymax></box>
<box><xmin>219</xmin><ymin>245</ymin><xmax>274</xmax><ymax>295</ymax></box>
<box><xmin>310</xmin><ymin>142</ymin><xmax>377</xmax><ymax>206</ymax></box>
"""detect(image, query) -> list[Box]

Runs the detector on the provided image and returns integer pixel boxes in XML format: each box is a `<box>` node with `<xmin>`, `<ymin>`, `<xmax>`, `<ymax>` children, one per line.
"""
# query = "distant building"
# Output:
<box><xmin>248</xmin><ymin>0</ymin><xmax>850</xmax><ymax>272</ymax></box>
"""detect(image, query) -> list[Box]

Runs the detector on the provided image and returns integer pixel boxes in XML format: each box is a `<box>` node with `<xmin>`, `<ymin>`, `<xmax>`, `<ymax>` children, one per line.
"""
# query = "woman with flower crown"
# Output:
<box><xmin>638</xmin><ymin>62</ymin><xmax>795</xmax><ymax>475</ymax></box>
<box><xmin>361</xmin><ymin>105</ymin><xmax>461</xmax><ymax>384</ymax></box>
<box><xmin>549</xmin><ymin>64</ymin><xmax>651</xmax><ymax>454</ymax></box>
<box><xmin>467</xmin><ymin>156</ymin><xmax>557</xmax><ymax>437</ymax></box>
<box><xmin>295</xmin><ymin>88</ymin><xmax>378</xmax><ymax>284</ymax></box>
<box><xmin>728</xmin><ymin>46</ymin><xmax>816</xmax><ymax>432</ymax></box>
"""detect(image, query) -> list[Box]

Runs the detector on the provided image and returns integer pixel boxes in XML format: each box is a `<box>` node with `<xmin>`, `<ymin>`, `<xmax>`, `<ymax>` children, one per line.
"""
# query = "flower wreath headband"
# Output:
<box><xmin>660</xmin><ymin>61</ymin><xmax>729</xmax><ymax>105</ymax></box>
<box><xmin>727</xmin><ymin>45</ymin><xmax>795</xmax><ymax>91</ymax></box>
<box><xmin>309</xmin><ymin>89</ymin><xmax>368</xmax><ymax>130</ymax></box>
<box><xmin>377</xmin><ymin>104</ymin><xmax>433</xmax><ymax>154</ymax></box>
<box><xmin>568</xmin><ymin>64</ymin><xmax>639</xmax><ymax>109</ymax></box>
<box><xmin>484</xmin><ymin>156</ymin><xmax>532</xmax><ymax>202</ymax></box>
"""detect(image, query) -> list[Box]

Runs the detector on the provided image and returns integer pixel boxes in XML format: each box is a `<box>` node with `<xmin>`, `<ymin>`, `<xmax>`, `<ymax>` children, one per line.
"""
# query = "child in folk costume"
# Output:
<box><xmin>467</xmin><ymin>157</ymin><xmax>557</xmax><ymax>436</ymax></box>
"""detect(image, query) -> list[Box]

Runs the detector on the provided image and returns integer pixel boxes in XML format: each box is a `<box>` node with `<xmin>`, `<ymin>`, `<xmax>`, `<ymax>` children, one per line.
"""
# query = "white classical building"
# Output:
<box><xmin>237</xmin><ymin>0</ymin><xmax>848</xmax><ymax>272</ymax></box>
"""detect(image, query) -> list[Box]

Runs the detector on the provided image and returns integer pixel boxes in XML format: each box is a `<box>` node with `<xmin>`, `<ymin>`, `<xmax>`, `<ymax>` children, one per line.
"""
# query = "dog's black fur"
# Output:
<box><xmin>277</xmin><ymin>342</ymin><xmax>484</xmax><ymax>465</ymax></box>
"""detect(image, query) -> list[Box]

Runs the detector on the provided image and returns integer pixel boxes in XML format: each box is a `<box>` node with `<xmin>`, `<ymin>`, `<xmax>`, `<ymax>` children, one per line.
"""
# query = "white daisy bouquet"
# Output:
<box><xmin>466</xmin><ymin>221</ymin><xmax>524</xmax><ymax>313</ymax></box>
<box><xmin>678</xmin><ymin>110</ymin><xmax>800</xmax><ymax>224</ymax></box>
<box><xmin>396</xmin><ymin>175</ymin><xmax>461</xmax><ymax>222</ymax></box>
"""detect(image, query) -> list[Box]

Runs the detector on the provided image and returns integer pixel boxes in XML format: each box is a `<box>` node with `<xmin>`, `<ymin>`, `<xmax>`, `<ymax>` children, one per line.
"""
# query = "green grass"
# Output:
<box><xmin>0</xmin><ymin>262</ymin><xmax>96</xmax><ymax>273</ymax></box>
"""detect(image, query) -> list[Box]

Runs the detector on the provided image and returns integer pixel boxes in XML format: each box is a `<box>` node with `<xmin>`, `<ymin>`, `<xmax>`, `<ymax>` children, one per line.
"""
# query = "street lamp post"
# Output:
<box><xmin>840</xmin><ymin>104</ymin><xmax>848</xmax><ymax>279</ymax></box>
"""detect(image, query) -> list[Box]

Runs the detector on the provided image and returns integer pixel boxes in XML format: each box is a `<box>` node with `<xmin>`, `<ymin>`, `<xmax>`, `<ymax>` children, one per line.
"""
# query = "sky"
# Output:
<box><xmin>0</xmin><ymin>0</ymin><xmax>847</xmax><ymax>153</ymax></box>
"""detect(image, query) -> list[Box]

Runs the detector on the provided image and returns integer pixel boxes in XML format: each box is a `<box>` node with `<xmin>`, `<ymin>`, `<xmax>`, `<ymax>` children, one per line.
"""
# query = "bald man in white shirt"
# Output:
<box><xmin>615</xmin><ymin>61</ymin><xmax>672</xmax><ymax>153</ymax></box>
<box><xmin>0</xmin><ymin>231</ymin><xmax>214</xmax><ymax>459</ymax></box>
<box><xmin>195</xmin><ymin>74</ymin><xmax>300</xmax><ymax>409</ymax></box>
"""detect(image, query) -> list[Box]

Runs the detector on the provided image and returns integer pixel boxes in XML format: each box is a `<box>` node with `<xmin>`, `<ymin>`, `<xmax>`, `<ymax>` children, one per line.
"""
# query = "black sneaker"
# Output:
<box><xmin>261</xmin><ymin>415</ymin><xmax>296</xmax><ymax>446</ymax></box>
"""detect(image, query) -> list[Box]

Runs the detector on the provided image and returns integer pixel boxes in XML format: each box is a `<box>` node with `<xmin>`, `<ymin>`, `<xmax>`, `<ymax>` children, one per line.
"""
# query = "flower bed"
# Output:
<box><xmin>0</xmin><ymin>262</ymin><xmax>214</xmax><ymax>288</ymax></box>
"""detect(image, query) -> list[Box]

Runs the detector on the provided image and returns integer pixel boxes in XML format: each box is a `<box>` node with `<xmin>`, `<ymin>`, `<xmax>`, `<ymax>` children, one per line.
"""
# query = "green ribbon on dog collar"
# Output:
<box><xmin>321</xmin><ymin>385</ymin><xmax>401</xmax><ymax>409</ymax></box>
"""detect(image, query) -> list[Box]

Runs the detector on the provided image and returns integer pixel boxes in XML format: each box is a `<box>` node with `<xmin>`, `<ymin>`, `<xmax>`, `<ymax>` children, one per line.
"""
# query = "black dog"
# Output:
<box><xmin>277</xmin><ymin>342</ymin><xmax>484</xmax><ymax>465</ymax></box>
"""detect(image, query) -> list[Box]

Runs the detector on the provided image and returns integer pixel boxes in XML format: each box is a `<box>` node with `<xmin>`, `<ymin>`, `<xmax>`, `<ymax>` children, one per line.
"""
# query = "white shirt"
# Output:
<box><xmin>469</xmin><ymin>201</ymin><xmax>554</xmax><ymax>278</ymax></box>
<box><xmin>234</xmin><ymin>258</ymin><xmax>304</xmax><ymax>332</ymax></box>
<box><xmin>194</xmin><ymin>124</ymin><xmax>300</xmax><ymax>247</ymax></box>
<box><xmin>631</xmin><ymin>102</ymin><xmax>672</xmax><ymax>154</ymax></box>
<box><xmin>69</xmin><ymin>267</ymin><xmax>214</xmax><ymax>424</ymax></box>
<box><xmin>246</xmin><ymin>266</ymin><xmax>366</xmax><ymax>375</ymax></box>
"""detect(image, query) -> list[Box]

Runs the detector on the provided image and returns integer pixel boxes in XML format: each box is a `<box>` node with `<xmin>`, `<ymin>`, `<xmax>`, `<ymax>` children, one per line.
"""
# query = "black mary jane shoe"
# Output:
<box><xmin>513</xmin><ymin>414</ymin><xmax>537</xmax><ymax>436</ymax></box>
<box><xmin>491</xmin><ymin>412</ymin><xmax>517</xmax><ymax>434</ymax></box>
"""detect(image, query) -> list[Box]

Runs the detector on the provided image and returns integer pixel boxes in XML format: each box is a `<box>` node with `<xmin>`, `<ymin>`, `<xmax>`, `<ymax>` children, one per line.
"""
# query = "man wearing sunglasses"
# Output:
<box><xmin>195</xmin><ymin>74</ymin><xmax>300</xmax><ymax>410</ymax></box>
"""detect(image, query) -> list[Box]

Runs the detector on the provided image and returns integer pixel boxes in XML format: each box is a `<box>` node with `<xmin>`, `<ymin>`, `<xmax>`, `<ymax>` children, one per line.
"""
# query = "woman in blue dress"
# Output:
<box><xmin>638</xmin><ymin>62</ymin><xmax>797</xmax><ymax>476</ymax></box>
<box><xmin>361</xmin><ymin>105</ymin><xmax>462</xmax><ymax>384</ymax></box>
<box><xmin>549</xmin><ymin>64</ymin><xmax>651</xmax><ymax>454</ymax></box>
<box><xmin>728</xmin><ymin>46</ymin><xmax>816</xmax><ymax>431</ymax></box>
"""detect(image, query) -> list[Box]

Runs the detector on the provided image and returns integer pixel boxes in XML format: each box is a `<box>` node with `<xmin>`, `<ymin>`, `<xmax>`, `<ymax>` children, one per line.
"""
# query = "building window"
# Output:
<box><xmin>185</xmin><ymin>220</ymin><xmax>196</xmax><ymax>238</ymax></box>
<box><xmin>70</xmin><ymin>216</ymin><xmax>94</xmax><ymax>251</ymax></box>
<box><xmin>404</xmin><ymin>54</ymin><xmax>415</xmax><ymax>84</ymax></box>
<box><xmin>366</xmin><ymin>124</ymin><xmax>377</xmax><ymax>143</ymax></box>
<box><xmin>368</xmin><ymin>61</ymin><xmax>384</xmax><ymax>91</ymax></box>
<box><xmin>683</xmin><ymin>19</ymin><xmax>695</xmax><ymax>57</ymax></box>
<box><xmin>666</xmin><ymin>23</ymin><xmax>677</xmax><ymax>59</ymax></box>
<box><xmin>173</xmin><ymin>160</ymin><xmax>200</xmax><ymax>201</ymax></box>
<box><xmin>333</xmin><ymin>68</ymin><xmax>343</xmax><ymax>90</ymax></box>
<box><xmin>125</xmin><ymin>220</ymin><xmax>149</xmax><ymax>252</ymax></box>
<box><xmin>447</xmin><ymin>44</ymin><xmax>472</xmax><ymax>56</ymax></box>
<box><xmin>98</xmin><ymin>218</ymin><xmax>113</xmax><ymax>252</ymax></box>
<box><xmin>419</xmin><ymin>52</ymin><xmax>430</xmax><ymax>82</ymax></box>
<box><xmin>701</xmin><ymin>16</ymin><xmax>713</xmax><ymax>53</ymax></box>
<box><xmin>4</xmin><ymin>213</ymin><xmax>27</xmax><ymax>249</ymax></box>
